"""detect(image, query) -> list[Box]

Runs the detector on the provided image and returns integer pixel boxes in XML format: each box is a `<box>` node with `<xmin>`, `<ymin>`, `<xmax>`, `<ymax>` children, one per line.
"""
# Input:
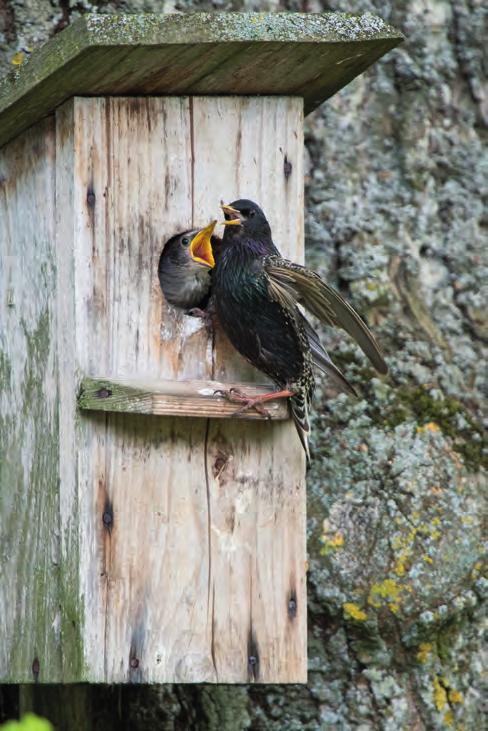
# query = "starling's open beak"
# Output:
<box><xmin>220</xmin><ymin>203</ymin><xmax>242</xmax><ymax>226</ymax></box>
<box><xmin>190</xmin><ymin>220</ymin><xmax>217</xmax><ymax>268</ymax></box>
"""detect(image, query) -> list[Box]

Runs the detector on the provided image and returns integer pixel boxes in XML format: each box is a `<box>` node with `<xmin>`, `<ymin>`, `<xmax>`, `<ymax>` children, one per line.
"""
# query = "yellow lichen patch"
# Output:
<box><xmin>394</xmin><ymin>560</ymin><xmax>406</xmax><ymax>576</ymax></box>
<box><xmin>10</xmin><ymin>48</ymin><xmax>32</xmax><ymax>66</ymax></box>
<box><xmin>408</xmin><ymin>526</ymin><xmax>418</xmax><ymax>542</ymax></box>
<box><xmin>416</xmin><ymin>643</ymin><xmax>433</xmax><ymax>663</ymax></box>
<box><xmin>11</xmin><ymin>51</ymin><xmax>25</xmax><ymax>66</ymax></box>
<box><xmin>423</xmin><ymin>554</ymin><xmax>434</xmax><ymax>564</ymax></box>
<box><xmin>343</xmin><ymin>602</ymin><xmax>368</xmax><ymax>621</ymax></box>
<box><xmin>368</xmin><ymin>579</ymin><xmax>403</xmax><ymax>611</ymax></box>
<box><xmin>320</xmin><ymin>531</ymin><xmax>345</xmax><ymax>556</ymax></box>
<box><xmin>327</xmin><ymin>532</ymin><xmax>345</xmax><ymax>548</ymax></box>
<box><xmin>433</xmin><ymin>676</ymin><xmax>447</xmax><ymax>712</ymax></box>
<box><xmin>393</xmin><ymin>548</ymin><xmax>412</xmax><ymax>576</ymax></box>
<box><xmin>417</xmin><ymin>422</ymin><xmax>441</xmax><ymax>434</ymax></box>
<box><xmin>431</xmin><ymin>517</ymin><xmax>441</xmax><ymax>526</ymax></box>
<box><xmin>444</xmin><ymin>710</ymin><xmax>454</xmax><ymax>727</ymax></box>
<box><xmin>471</xmin><ymin>561</ymin><xmax>482</xmax><ymax>578</ymax></box>
<box><xmin>448</xmin><ymin>689</ymin><xmax>463</xmax><ymax>705</ymax></box>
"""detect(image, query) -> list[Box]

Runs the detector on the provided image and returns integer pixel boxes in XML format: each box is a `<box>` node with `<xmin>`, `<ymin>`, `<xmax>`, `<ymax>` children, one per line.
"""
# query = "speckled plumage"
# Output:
<box><xmin>215</xmin><ymin>232</ymin><xmax>315</xmax><ymax>455</ymax></box>
<box><xmin>214</xmin><ymin>200</ymin><xmax>388</xmax><ymax>457</ymax></box>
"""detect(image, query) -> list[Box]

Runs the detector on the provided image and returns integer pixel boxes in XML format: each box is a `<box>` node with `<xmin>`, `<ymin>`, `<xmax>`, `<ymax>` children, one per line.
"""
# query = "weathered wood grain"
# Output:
<box><xmin>192</xmin><ymin>96</ymin><xmax>307</xmax><ymax>682</ymax></box>
<box><xmin>0</xmin><ymin>119</ymin><xmax>65</xmax><ymax>681</ymax></box>
<box><xmin>0</xmin><ymin>12</ymin><xmax>404</xmax><ymax>148</ymax></box>
<box><xmin>56</xmin><ymin>97</ymin><xmax>213</xmax><ymax>683</ymax></box>
<box><xmin>2</xmin><ymin>95</ymin><xmax>307</xmax><ymax>683</ymax></box>
<box><xmin>55</xmin><ymin>96</ymin><xmax>307</xmax><ymax>683</ymax></box>
<box><xmin>78</xmin><ymin>377</ymin><xmax>289</xmax><ymax>420</ymax></box>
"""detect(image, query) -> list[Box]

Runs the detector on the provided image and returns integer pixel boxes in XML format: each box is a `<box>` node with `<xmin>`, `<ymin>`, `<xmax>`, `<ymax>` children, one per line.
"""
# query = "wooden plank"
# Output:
<box><xmin>55</xmin><ymin>101</ymin><xmax>87</xmax><ymax>683</ymax></box>
<box><xmin>192</xmin><ymin>97</ymin><xmax>308</xmax><ymax>682</ymax></box>
<box><xmin>78</xmin><ymin>377</ymin><xmax>289</xmax><ymax>420</ymax></box>
<box><xmin>0</xmin><ymin>120</ymin><xmax>65</xmax><ymax>681</ymax></box>
<box><xmin>56</xmin><ymin>96</ymin><xmax>213</xmax><ymax>683</ymax></box>
<box><xmin>0</xmin><ymin>12</ymin><xmax>404</xmax><ymax>148</ymax></box>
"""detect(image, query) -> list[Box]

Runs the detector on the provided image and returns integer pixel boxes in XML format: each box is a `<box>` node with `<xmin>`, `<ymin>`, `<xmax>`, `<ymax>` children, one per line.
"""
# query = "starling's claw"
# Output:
<box><xmin>232</xmin><ymin>399</ymin><xmax>272</xmax><ymax>419</ymax></box>
<box><xmin>214</xmin><ymin>387</ymin><xmax>272</xmax><ymax>418</ymax></box>
<box><xmin>214</xmin><ymin>387</ymin><xmax>294</xmax><ymax>419</ymax></box>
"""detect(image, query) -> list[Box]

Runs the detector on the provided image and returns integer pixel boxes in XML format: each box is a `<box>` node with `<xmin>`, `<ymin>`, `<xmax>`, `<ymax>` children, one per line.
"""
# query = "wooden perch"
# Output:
<box><xmin>78</xmin><ymin>377</ymin><xmax>289</xmax><ymax>420</ymax></box>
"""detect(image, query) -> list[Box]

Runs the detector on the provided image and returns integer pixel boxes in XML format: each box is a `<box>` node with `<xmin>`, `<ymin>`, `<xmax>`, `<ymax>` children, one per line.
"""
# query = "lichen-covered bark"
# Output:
<box><xmin>1</xmin><ymin>0</ymin><xmax>486</xmax><ymax>728</ymax></box>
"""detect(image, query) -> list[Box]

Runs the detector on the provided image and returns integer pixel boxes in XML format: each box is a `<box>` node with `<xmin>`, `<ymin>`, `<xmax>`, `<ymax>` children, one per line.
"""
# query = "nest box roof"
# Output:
<box><xmin>0</xmin><ymin>12</ymin><xmax>403</xmax><ymax>148</ymax></box>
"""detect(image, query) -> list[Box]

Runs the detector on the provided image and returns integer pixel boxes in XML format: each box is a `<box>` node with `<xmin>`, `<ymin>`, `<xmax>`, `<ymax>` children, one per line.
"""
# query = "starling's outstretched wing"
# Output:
<box><xmin>265</xmin><ymin>258</ymin><xmax>388</xmax><ymax>375</ymax></box>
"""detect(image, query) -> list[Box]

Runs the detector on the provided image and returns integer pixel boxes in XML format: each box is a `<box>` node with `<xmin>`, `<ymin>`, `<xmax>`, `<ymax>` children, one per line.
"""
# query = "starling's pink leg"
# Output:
<box><xmin>214</xmin><ymin>387</ymin><xmax>294</xmax><ymax>418</ymax></box>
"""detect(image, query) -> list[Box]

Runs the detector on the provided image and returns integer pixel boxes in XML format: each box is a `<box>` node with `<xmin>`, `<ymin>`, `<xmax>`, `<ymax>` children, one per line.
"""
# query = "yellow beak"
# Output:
<box><xmin>190</xmin><ymin>220</ymin><xmax>217</xmax><ymax>268</ymax></box>
<box><xmin>220</xmin><ymin>203</ymin><xmax>242</xmax><ymax>226</ymax></box>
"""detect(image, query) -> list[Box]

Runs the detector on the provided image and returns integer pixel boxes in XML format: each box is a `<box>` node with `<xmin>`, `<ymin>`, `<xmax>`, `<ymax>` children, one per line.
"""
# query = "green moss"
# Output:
<box><xmin>370</xmin><ymin>385</ymin><xmax>487</xmax><ymax>471</ymax></box>
<box><xmin>0</xmin><ymin>348</ymin><xmax>12</xmax><ymax>389</ymax></box>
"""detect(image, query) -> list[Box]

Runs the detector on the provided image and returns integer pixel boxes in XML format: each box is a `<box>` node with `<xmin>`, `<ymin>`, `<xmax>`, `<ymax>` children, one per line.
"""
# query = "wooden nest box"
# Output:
<box><xmin>0</xmin><ymin>12</ymin><xmax>402</xmax><ymax>685</ymax></box>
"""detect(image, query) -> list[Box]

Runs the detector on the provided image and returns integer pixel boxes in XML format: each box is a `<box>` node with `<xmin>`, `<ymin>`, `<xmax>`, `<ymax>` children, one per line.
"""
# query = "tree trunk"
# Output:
<box><xmin>1</xmin><ymin>0</ymin><xmax>486</xmax><ymax>729</ymax></box>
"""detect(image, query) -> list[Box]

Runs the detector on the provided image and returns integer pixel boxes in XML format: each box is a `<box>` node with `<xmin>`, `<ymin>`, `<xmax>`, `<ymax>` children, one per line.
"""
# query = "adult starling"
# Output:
<box><xmin>213</xmin><ymin>199</ymin><xmax>388</xmax><ymax>458</ymax></box>
<box><xmin>158</xmin><ymin>221</ymin><xmax>218</xmax><ymax>310</ymax></box>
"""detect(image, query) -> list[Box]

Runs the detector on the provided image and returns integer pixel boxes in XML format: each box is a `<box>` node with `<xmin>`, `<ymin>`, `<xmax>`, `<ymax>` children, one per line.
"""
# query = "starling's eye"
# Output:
<box><xmin>248</xmin><ymin>209</ymin><xmax>256</xmax><ymax>218</ymax></box>
<box><xmin>181</xmin><ymin>236</ymin><xmax>191</xmax><ymax>246</ymax></box>
<box><xmin>241</xmin><ymin>208</ymin><xmax>251</xmax><ymax>217</ymax></box>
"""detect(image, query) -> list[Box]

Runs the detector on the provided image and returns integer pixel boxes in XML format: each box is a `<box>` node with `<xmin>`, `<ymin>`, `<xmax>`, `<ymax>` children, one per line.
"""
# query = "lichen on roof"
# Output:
<box><xmin>83</xmin><ymin>12</ymin><xmax>400</xmax><ymax>45</ymax></box>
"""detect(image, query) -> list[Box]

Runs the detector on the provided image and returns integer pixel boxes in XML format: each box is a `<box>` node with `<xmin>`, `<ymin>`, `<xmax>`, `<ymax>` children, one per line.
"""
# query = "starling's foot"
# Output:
<box><xmin>214</xmin><ymin>388</ymin><xmax>272</xmax><ymax>418</ymax></box>
<box><xmin>213</xmin><ymin>387</ymin><xmax>294</xmax><ymax>419</ymax></box>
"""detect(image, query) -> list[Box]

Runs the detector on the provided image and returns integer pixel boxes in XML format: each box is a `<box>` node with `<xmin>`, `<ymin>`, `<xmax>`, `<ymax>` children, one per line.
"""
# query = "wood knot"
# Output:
<box><xmin>32</xmin><ymin>657</ymin><xmax>40</xmax><ymax>680</ymax></box>
<box><xmin>288</xmin><ymin>593</ymin><xmax>297</xmax><ymax>619</ymax></box>
<box><xmin>86</xmin><ymin>186</ymin><xmax>96</xmax><ymax>208</ymax></box>
<box><xmin>102</xmin><ymin>498</ymin><xmax>113</xmax><ymax>532</ymax></box>
<box><xmin>96</xmin><ymin>387</ymin><xmax>112</xmax><ymax>399</ymax></box>
<box><xmin>283</xmin><ymin>155</ymin><xmax>292</xmax><ymax>179</ymax></box>
<box><xmin>213</xmin><ymin>451</ymin><xmax>229</xmax><ymax>478</ymax></box>
<box><xmin>129</xmin><ymin>657</ymin><xmax>139</xmax><ymax>670</ymax></box>
<box><xmin>247</xmin><ymin>631</ymin><xmax>260</xmax><ymax>681</ymax></box>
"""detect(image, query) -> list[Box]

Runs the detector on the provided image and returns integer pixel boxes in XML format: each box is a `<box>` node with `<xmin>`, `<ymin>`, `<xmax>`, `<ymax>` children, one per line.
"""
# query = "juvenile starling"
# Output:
<box><xmin>158</xmin><ymin>220</ymin><xmax>218</xmax><ymax>310</ymax></box>
<box><xmin>213</xmin><ymin>199</ymin><xmax>388</xmax><ymax>458</ymax></box>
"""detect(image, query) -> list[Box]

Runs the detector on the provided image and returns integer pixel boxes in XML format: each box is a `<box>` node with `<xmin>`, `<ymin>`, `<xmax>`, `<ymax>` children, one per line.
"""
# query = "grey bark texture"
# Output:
<box><xmin>1</xmin><ymin>1</ymin><xmax>487</xmax><ymax>729</ymax></box>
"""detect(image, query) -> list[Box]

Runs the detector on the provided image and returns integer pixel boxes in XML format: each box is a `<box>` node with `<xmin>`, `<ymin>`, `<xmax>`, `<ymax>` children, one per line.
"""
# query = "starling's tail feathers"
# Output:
<box><xmin>301</xmin><ymin>316</ymin><xmax>357</xmax><ymax>396</ymax></box>
<box><xmin>311</xmin><ymin>347</ymin><xmax>358</xmax><ymax>397</ymax></box>
<box><xmin>290</xmin><ymin>392</ymin><xmax>310</xmax><ymax>463</ymax></box>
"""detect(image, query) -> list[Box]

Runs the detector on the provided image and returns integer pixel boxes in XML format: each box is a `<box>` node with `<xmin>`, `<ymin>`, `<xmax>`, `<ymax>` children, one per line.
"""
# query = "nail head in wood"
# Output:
<box><xmin>31</xmin><ymin>657</ymin><xmax>40</xmax><ymax>679</ymax></box>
